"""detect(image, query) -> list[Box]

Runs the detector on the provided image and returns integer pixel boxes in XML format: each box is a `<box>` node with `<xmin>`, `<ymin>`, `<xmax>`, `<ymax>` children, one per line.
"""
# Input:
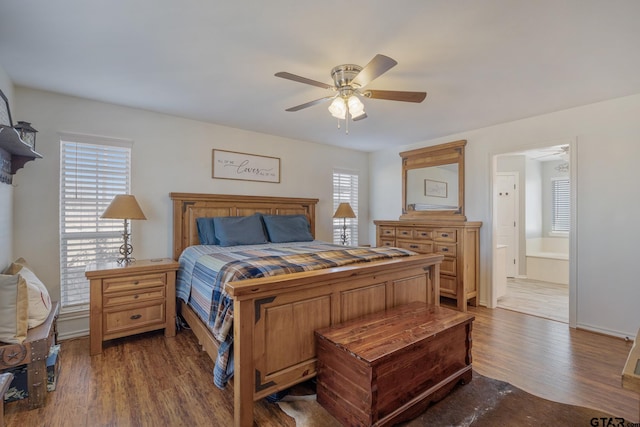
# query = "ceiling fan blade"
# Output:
<box><xmin>285</xmin><ymin>96</ymin><xmax>335</xmax><ymax>112</ymax></box>
<box><xmin>275</xmin><ymin>72</ymin><xmax>334</xmax><ymax>90</ymax></box>
<box><xmin>363</xmin><ymin>90</ymin><xmax>427</xmax><ymax>103</ymax></box>
<box><xmin>351</xmin><ymin>54</ymin><xmax>398</xmax><ymax>88</ymax></box>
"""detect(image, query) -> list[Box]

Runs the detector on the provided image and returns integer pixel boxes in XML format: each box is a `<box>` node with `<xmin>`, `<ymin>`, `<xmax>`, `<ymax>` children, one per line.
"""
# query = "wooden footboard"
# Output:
<box><xmin>231</xmin><ymin>254</ymin><xmax>441</xmax><ymax>426</ymax></box>
<box><xmin>179</xmin><ymin>254</ymin><xmax>441</xmax><ymax>427</ymax></box>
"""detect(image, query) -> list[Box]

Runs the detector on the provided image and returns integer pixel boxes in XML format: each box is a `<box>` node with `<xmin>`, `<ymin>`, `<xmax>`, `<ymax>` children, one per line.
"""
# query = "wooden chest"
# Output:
<box><xmin>315</xmin><ymin>302</ymin><xmax>474</xmax><ymax>426</ymax></box>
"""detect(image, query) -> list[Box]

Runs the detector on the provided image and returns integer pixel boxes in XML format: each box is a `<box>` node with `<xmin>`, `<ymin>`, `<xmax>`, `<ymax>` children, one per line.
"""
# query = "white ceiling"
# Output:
<box><xmin>1</xmin><ymin>1</ymin><xmax>640</xmax><ymax>152</ymax></box>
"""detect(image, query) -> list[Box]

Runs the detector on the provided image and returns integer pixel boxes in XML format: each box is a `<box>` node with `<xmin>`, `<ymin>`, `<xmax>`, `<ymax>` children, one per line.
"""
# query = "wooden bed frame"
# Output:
<box><xmin>170</xmin><ymin>192</ymin><xmax>443</xmax><ymax>427</ymax></box>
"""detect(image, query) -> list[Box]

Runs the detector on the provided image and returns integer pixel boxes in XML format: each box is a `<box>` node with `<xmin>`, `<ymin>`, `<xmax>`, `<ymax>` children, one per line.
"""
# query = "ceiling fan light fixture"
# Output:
<box><xmin>328</xmin><ymin>97</ymin><xmax>347</xmax><ymax>119</ymax></box>
<box><xmin>347</xmin><ymin>95</ymin><xmax>365</xmax><ymax>119</ymax></box>
<box><xmin>276</xmin><ymin>54</ymin><xmax>426</xmax><ymax>128</ymax></box>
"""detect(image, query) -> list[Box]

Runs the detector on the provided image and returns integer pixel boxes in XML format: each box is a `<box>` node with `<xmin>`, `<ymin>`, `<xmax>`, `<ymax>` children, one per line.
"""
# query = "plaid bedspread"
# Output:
<box><xmin>176</xmin><ymin>242</ymin><xmax>415</xmax><ymax>387</ymax></box>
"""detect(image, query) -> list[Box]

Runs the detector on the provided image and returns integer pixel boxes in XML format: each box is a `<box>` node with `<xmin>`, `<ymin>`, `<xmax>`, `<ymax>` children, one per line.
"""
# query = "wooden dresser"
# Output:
<box><xmin>375</xmin><ymin>220</ymin><xmax>481</xmax><ymax>311</ymax></box>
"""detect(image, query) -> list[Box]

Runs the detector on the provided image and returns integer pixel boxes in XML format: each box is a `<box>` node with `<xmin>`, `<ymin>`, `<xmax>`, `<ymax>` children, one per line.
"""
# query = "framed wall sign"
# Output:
<box><xmin>0</xmin><ymin>90</ymin><xmax>12</xmax><ymax>127</ymax></box>
<box><xmin>212</xmin><ymin>149</ymin><xmax>281</xmax><ymax>183</ymax></box>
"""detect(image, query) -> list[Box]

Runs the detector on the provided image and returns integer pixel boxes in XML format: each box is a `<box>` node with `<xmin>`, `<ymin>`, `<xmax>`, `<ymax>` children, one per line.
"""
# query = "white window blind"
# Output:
<box><xmin>332</xmin><ymin>170</ymin><xmax>358</xmax><ymax>246</ymax></box>
<box><xmin>60</xmin><ymin>137</ymin><xmax>132</xmax><ymax>311</ymax></box>
<box><xmin>551</xmin><ymin>178</ymin><xmax>570</xmax><ymax>233</ymax></box>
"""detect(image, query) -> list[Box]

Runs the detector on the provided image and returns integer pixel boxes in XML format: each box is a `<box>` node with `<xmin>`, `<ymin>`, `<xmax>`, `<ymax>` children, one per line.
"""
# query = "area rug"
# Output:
<box><xmin>276</xmin><ymin>372</ymin><xmax>615</xmax><ymax>426</ymax></box>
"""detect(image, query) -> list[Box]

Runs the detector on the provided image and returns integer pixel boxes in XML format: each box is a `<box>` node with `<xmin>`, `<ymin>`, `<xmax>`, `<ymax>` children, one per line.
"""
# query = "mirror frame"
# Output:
<box><xmin>400</xmin><ymin>139</ymin><xmax>467</xmax><ymax>221</ymax></box>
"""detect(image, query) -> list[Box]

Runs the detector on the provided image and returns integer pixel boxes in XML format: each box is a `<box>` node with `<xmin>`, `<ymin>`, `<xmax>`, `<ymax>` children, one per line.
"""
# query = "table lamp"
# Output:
<box><xmin>333</xmin><ymin>202</ymin><xmax>356</xmax><ymax>245</ymax></box>
<box><xmin>101</xmin><ymin>194</ymin><xmax>147</xmax><ymax>264</ymax></box>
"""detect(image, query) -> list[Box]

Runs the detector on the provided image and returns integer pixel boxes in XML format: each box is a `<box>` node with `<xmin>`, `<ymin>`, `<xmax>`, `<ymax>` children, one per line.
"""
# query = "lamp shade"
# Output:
<box><xmin>347</xmin><ymin>96</ymin><xmax>366</xmax><ymax>119</ymax></box>
<box><xmin>333</xmin><ymin>202</ymin><xmax>356</xmax><ymax>219</ymax></box>
<box><xmin>101</xmin><ymin>195</ymin><xmax>147</xmax><ymax>220</ymax></box>
<box><xmin>328</xmin><ymin>98</ymin><xmax>347</xmax><ymax>119</ymax></box>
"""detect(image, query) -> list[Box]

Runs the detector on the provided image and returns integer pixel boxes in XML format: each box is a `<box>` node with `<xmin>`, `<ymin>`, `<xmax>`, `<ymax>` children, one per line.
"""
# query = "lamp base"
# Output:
<box><xmin>117</xmin><ymin>219</ymin><xmax>135</xmax><ymax>264</ymax></box>
<box><xmin>117</xmin><ymin>243</ymin><xmax>135</xmax><ymax>265</ymax></box>
<box><xmin>340</xmin><ymin>222</ymin><xmax>349</xmax><ymax>246</ymax></box>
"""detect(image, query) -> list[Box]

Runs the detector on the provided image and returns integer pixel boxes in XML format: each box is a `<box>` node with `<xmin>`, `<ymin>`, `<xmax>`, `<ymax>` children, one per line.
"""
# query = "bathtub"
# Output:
<box><xmin>526</xmin><ymin>237</ymin><xmax>569</xmax><ymax>285</ymax></box>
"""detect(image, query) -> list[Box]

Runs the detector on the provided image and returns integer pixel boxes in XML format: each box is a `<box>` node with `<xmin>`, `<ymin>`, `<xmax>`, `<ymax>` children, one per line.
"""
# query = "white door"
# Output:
<box><xmin>496</xmin><ymin>173</ymin><xmax>518</xmax><ymax>277</ymax></box>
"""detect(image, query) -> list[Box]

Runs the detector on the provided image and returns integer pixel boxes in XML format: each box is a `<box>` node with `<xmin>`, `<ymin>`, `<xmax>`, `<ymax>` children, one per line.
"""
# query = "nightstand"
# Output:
<box><xmin>85</xmin><ymin>258</ymin><xmax>180</xmax><ymax>355</ymax></box>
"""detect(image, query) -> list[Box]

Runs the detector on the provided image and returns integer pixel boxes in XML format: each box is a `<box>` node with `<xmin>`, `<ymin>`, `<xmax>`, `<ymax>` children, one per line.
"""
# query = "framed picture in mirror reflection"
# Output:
<box><xmin>424</xmin><ymin>179</ymin><xmax>448</xmax><ymax>198</ymax></box>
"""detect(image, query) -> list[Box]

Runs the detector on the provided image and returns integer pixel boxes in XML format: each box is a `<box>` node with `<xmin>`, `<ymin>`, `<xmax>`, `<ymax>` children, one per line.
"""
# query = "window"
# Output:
<box><xmin>551</xmin><ymin>178</ymin><xmax>570</xmax><ymax>233</ymax></box>
<box><xmin>59</xmin><ymin>135</ymin><xmax>132</xmax><ymax>311</ymax></box>
<box><xmin>332</xmin><ymin>170</ymin><xmax>358</xmax><ymax>245</ymax></box>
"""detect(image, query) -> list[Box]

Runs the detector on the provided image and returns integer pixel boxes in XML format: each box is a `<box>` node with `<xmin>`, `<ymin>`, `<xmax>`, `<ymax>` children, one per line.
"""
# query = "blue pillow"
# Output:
<box><xmin>213</xmin><ymin>214</ymin><xmax>268</xmax><ymax>247</ymax></box>
<box><xmin>196</xmin><ymin>217</ymin><xmax>217</xmax><ymax>245</ymax></box>
<box><xmin>262</xmin><ymin>214</ymin><xmax>313</xmax><ymax>243</ymax></box>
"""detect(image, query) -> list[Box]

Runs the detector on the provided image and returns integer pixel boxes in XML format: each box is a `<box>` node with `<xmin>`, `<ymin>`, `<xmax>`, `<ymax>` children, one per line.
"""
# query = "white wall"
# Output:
<box><xmin>12</xmin><ymin>87</ymin><xmax>370</xmax><ymax>332</ymax></box>
<box><xmin>0</xmin><ymin>66</ymin><xmax>14</xmax><ymax>267</ymax></box>
<box><xmin>525</xmin><ymin>158</ymin><xmax>543</xmax><ymax>239</ymax></box>
<box><xmin>370</xmin><ymin>93</ymin><xmax>640</xmax><ymax>338</ymax></box>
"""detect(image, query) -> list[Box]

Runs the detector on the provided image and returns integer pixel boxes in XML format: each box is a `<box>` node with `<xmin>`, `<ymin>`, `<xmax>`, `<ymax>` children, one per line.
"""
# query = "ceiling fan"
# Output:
<box><xmin>533</xmin><ymin>145</ymin><xmax>569</xmax><ymax>161</ymax></box>
<box><xmin>275</xmin><ymin>54</ymin><xmax>426</xmax><ymax>125</ymax></box>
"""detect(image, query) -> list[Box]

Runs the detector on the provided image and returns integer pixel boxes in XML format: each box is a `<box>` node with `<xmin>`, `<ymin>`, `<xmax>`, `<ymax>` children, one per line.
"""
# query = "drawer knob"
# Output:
<box><xmin>130</xmin><ymin>314</ymin><xmax>142</xmax><ymax>320</ymax></box>
<box><xmin>410</xmin><ymin>245</ymin><xmax>418</xmax><ymax>249</ymax></box>
<box><xmin>441</xmin><ymin>247</ymin><xmax>449</xmax><ymax>252</ymax></box>
<box><xmin>133</xmin><ymin>281</ymin><xmax>139</xmax><ymax>285</ymax></box>
<box><xmin>441</xmin><ymin>233</ymin><xmax>449</xmax><ymax>237</ymax></box>
<box><xmin>134</xmin><ymin>294</ymin><xmax>139</xmax><ymax>299</ymax></box>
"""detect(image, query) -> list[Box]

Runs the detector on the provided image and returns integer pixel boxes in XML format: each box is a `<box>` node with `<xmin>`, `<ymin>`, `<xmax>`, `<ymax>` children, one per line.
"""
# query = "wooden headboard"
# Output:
<box><xmin>170</xmin><ymin>193</ymin><xmax>319</xmax><ymax>260</ymax></box>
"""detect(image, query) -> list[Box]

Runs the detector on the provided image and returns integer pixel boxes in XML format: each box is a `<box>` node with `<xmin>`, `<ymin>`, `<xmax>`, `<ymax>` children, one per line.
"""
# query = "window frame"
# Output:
<box><xmin>59</xmin><ymin>133</ymin><xmax>133</xmax><ymax>312</ymax></box>
<box><xmin>551</xmin><ymin>177</ymin><xmax>570</xmax><ymax>235</ymax></box>
<box><xmin>332</xmin><ymin>169</ymin><xmax>359</xmax><ymax>246</ymax></box>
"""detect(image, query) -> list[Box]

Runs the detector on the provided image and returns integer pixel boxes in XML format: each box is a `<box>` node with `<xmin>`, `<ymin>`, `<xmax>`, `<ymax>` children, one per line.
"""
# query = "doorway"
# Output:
<box><xmin>492</xmin><ymin>144</ymin><xmax>572</xmax><ymax>323</ymax></box>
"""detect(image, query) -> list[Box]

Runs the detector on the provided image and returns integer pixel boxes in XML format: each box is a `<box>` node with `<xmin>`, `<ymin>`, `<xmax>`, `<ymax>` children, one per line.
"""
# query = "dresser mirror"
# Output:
<box><xmin>400</xmin><ymin>140</ymin><xmax>467</xmax><ymax>221</ymax></box>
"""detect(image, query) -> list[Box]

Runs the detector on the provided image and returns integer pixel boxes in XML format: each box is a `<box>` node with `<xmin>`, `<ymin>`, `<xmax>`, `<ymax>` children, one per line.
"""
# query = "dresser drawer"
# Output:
<box><xmin>103</xmin><ymin>302</ymin><xmax>165</xmax><ymax>336</ymax></box>
<box><xmin>397</xmin><ymin>240</ymin><xmax>434</xmax><ymax>253</ymax></box>
<box><xmin>440</xmin><ymin>256</ymin><xmax>457</xmax><ymax>276</ymax></box>
<box><xmin>379</xmin><ymin>238</ymin><xmax>396</xmax><ymax>248</ymax></box>
<box><xmin>440</xmin><ymin>275</ymin><xmax>457</xmax><ymax>297</ymax></box>
<box><xmin>103</xmin><ymin>286</ymin><xmax>165</xmax><ymax>307</ymax></box>
<box><xmin>435</xmin><ymin>243</ymin><xmax>457</xmax><ymax>257</ymax></box>
<box><xmin>396</xmin><ymin>227</ymin><xmax>414</xmax><ymax>239</ymax></box>
<box><xmin>103</xmin><ymin>273</ymin><xmax>167</xmax><ymax>293</ymax></box>
<box><xmin>379</xmin><ymin>226</ymin><xmax>396</xmax><ymax>238</ymax></box>
<box><xmin>433</xmin><ymin>229</ymin><xmax>457</xmax><ymax>242</ymax></box>
<box><xmin>413</xmin><ymin>228</ymin><xmax>433</xmax><ymax>240</ymax></box>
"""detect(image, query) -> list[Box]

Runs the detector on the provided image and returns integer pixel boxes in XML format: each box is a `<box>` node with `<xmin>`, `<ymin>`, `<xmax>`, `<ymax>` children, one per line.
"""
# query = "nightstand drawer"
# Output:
<box><xmin>103</xmin><ymin>273</ymin><xmax>166</xmax><ymax>293</ymax></box>
<box><xmin>103</xmin><ymin>302</ymin><xmax>165</xmax><ymax>336</ymax></box>
<box><xmin>103</xmin><ymin>286</ymin><xmax>165</xmax><ymax>307</ymax></box>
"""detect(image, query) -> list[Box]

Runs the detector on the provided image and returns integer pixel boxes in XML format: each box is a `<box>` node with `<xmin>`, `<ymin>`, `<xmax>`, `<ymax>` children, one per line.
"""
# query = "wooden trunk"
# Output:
<box><xmin>0</xmin><ymin>302</ymin><xmax>59</xmax><ymax>409</ymax></box>
<box><xmin>315</xmin><ymin>302</ymin><xmax>474</xmax><ymax>427</ymax></box>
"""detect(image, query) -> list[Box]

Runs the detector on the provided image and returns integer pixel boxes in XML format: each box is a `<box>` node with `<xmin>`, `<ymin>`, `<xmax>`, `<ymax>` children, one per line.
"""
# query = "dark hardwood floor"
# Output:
<box><xmin>4</xmin><ymin>306</ymin><xmax>638</xmax><ymax>426</ymax></box>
